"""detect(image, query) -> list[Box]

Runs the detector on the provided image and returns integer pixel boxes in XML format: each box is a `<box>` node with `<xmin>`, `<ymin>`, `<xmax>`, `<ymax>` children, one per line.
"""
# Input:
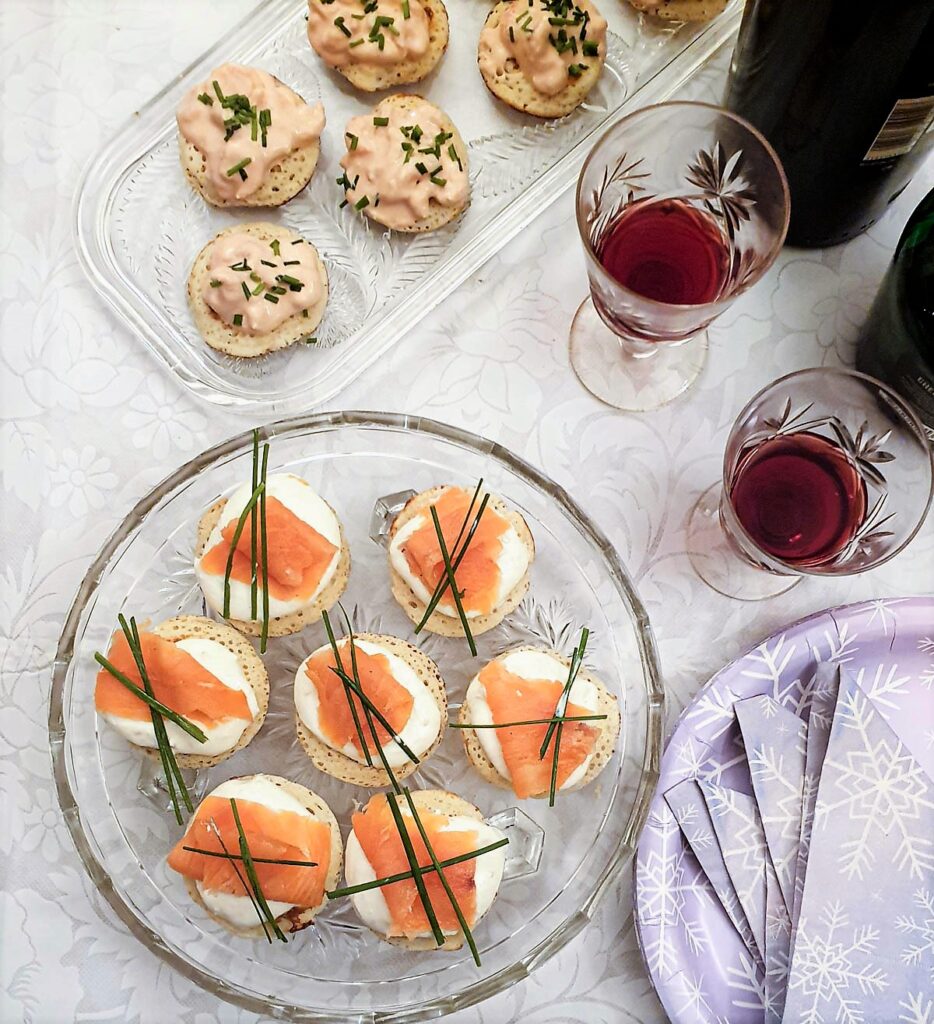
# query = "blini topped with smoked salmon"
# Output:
<box><xmin>344</xmin><ymin>790</ymin><xmax>507</xmax><ymax>951</ymax></box>
<box><xmin>94</xmin><ymin>615</ymin><xmax>269</xmax><ymax>769</ymax></box>
<box><xmin>167</xmin><ymin>774</ymin><xmax>342</xmax><ymax>936</ymax></box>
<box><xmin>294</xmin><ymin>632</ymin><xmax>448</xmax><ymax>787</ymax></box>
<box><xmin>195</xmin><ymin>472</ymin><xmax>350</xmax><ymax>638</ymax></box>
<box><xmin>459</xmin><ymin>645</ymin><xmax>620</xmax><ymax>799</ymax></box>
<box><xmin>387</xmin><ymin>485</ymin><xmax>534</xmax><ymax>638</ymax></box>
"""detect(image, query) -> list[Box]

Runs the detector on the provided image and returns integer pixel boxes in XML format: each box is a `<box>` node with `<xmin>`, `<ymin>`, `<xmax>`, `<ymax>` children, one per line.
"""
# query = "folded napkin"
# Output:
<box><xmin>664</xmin><ymin>778</ymin><xmax>762</xmax><ymax>962</ymax></box>
<box><xmin>782</xmin><ymin>669</ymin><xmax>934</xmax><ymax>1023</ymax></box>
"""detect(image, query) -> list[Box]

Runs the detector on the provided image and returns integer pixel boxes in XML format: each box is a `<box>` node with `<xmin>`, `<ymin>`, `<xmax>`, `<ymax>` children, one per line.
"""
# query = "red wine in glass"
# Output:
<box><xmin>729</xmin><ymin>431</ymin><xmax>868</xmax><ymax>567</ymax></box>
<box><xmin>595</xmin><ymin>198</ymin><xmax>731</xmax><ymax>305</ymax></box>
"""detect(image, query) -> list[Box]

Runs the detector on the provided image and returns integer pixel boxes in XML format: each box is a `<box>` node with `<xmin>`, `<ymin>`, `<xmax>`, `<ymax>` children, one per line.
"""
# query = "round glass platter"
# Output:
<box><xmin>50</xmin><ymin>411</ymin><xmax>664</xmax><ymax>1023</ymax></box>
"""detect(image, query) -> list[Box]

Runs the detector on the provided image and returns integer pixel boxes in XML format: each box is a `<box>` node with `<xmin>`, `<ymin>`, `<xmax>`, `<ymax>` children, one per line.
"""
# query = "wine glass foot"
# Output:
<box><xmin>569</xmin><ymin>296</ymin><xmax>707</xmax><ymax>412</ymax></box>
<box><xmin>687</xmin><ymin>483</ymin><xmax>800</xmax><ymax>601</ymax></box>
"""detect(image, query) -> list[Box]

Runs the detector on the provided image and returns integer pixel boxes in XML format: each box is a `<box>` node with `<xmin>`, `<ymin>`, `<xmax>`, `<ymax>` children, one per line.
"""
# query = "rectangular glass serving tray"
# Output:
<box><xmin>74</xmin><ymin>0</ymin><xmax>742</xmax><ymax>412</ymax></box>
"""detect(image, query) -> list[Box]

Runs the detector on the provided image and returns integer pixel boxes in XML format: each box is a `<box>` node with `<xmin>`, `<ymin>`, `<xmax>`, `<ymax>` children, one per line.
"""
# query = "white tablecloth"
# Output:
<box><xmin>2</xmin><ymin>3</ymin><xmax>932</xmax><ymax>1022</ymax></box>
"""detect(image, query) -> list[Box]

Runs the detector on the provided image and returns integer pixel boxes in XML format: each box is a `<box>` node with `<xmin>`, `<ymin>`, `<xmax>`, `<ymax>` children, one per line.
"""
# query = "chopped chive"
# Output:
<box><xmin>346</xmin><ymin>132</ymin><xmax>359</xmax><ymax>150</ymax></box>
<box><xmin>448</xmin><ymin>143</ymin><xmax>463</xmax><ymax>171</ymax></box>
<box><xmin>233</xmin><ymin>313</ymin><xmax>243</xmax><ymax>326</ymax></box>
<box><xmin>250</xmin><ymin>107</ymin><xmax>258</xmax><ymax>142</ymax></box>
<box><xmin>292</xmin><ymin>238</ymin><xmax>303</xmax><ymax>245</ymax></box>
<box><xmin>276</xmin><ymin>274</ymin><xmax>303</xmax><ymax>287</ymax></box>
<box><xmin>430</xmin><ymin>175</ymin><xmax>446</xmax><ymax>187</ymax></box>
<box><xmin>402</xmin><ymin>0</ymin><xmax>410</xmax><ymax>16</ymax></box>
<box><xmin>508</xmin><ymin>25</ymin><xmax>515</xmax><ymax>42</ymax></box>
<box><xmin>567</xmin><ymin>62</ymin><xmax>587</xmax><ymax>77</ymax></box>
<box><xmin>373</xmin><ymin>116</ymin><xmax>389</xmax><ymax>127</ymax></box>
<box><xmin>283</xmin><ymin>259</ymin><xmax>301</xmax><ymax>265</ymax></box>
<box><xmin>198</xmin><ymin>92</ymin><xmax>214</xmax><ymax>106</ymax></box>
<box><xmin>212</xmin><ymin>79</ymin><xmax>225</xmax><ymax>102</ymax></box>
<box><xmin>264</xmin><ymin>293</ymin><xmax>279</xmax><ymax>303</ymax></box>
<box><xmin>241</xmin><ymin>281</ymin><xmax>251</xmax><ymax>301</ymax></box>
<box><xmin>252</xmin><ymin>281</ymin><xmax>265</xmax><ymax>296</ymax></box>
<box><xmin>327</xmin><ymin>836</ymin><xmax>509</xmax><ymax>899</ymax></box>
<box><xmin>302</xmin><ymin>309</ymin><xmax>310</xmax><ymax>318</ymax></box>
<box><xmin>334</xmin><ymin>15</ymin><xmax>351</xmax><ymax>35</ymax></box>
<box><xmin>209</xmin><ymin>278</ymin><xmax>221</xmax><ymax>287</ymax></box>
<box><xmin>225</xmin><ymin>157</ymin><xmax>251</xmax><ymax>178</ymax></box>
<box><xmin>260</xmin><ymin>259</ymin><xmax>276</xmax><ymax>267</ymax></box>
<box><xmin>355</xmin><ymin>195</ymin><xmax>370</xmax><ymax>210</ymax></box>
<box><xmin>270</xmin><ymin>239</ymin><xmax>281</xmax><ymax>256</ymax></box>
<box><xmin>386</xmin><ymin>792</ymin><xmax>445</xmax><ymax>947</ymax></box>
<box><xmin>582</xmin><ymin>39</ymin><xmax>599</xmax><ymax>56</ymax></box>
<box><xmin>349</xmin><ymin>37</ymin><xmax>365</xmax><ymax>46</ymax></box>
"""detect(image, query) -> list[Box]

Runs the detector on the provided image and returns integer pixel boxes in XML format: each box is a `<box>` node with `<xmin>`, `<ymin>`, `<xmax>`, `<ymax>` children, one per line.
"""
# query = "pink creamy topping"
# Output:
<box><xmin>203</xmin><ymin>231</ymin><xmax>325</xmax><ymax>334</ymax></box>
<box><xmin>177</xmin><ymin>64</ymin><xmax>325</xmax><ymax>202</ymax></box>
<box><xmin>306</xmin><ymin>0</ymin><xmax>430</xmax><ymax>69</ymax></box>
<box><xmin>478</xmin><ymin>0</ymin><xmax>606</xmax><ymax>97</ymax></box>
<box><xmin>341</xmin><ymin>102</ymin><xmax>467</xmax><ymax>230</ymax></box>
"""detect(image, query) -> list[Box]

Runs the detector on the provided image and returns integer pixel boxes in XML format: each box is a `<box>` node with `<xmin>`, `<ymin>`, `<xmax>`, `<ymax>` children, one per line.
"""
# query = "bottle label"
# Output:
<box><xmin>862</xmin><ymin>95</ymin><xmax>934</xmax><ymax>162</ymax></box>
<box><xmin>893</xmin><ymin>353</ymin><xmax>934</xmax><ymax>439</ymax></box>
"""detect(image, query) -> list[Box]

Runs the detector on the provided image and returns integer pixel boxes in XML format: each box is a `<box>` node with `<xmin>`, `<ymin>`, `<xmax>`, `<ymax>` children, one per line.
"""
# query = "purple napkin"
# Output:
<box><xmin>783</xmin><ymin>669</ymin><xmax>934</xmax><ymax>1023</ymax></box>
<box><xmin>665</xmin><ymin>778</ymin><xmax>762</xmax><ymax>963</ymax></box>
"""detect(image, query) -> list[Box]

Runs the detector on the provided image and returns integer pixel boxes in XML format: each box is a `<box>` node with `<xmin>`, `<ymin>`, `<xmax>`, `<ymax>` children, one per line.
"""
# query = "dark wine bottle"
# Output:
<box><xmin>857</xmin><ymin>187</ymin><xmax>934</xmax><ymax>438</ymax></box>
<box><xmin>725</xmin><ymin>0</ymin><xmax>934</xmax><ymax>248</ymax></box>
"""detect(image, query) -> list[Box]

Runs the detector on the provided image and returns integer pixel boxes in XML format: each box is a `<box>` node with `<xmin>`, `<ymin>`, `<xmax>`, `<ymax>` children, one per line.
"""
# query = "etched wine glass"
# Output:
<box><xmin>687</xmin><ymin>368</ymin><xmax>934</xmax><ymax>600</ymax></box>
<box><xmin>572</xmin><ymin>101</ymin><xmax>790</xmax><ymax>411</ymax></box>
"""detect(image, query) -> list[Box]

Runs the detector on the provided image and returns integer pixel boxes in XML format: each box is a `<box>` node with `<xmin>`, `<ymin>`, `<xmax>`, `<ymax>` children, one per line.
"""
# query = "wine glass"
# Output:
<box><xmin>687</xmin><ymin>368</ymin><xmax>934</xmax><ymax>600</ymax></box>
<box><xmin>572</xmin><ymin>101</ymin><xmax>790</xmax><ymax>411</ymax></box>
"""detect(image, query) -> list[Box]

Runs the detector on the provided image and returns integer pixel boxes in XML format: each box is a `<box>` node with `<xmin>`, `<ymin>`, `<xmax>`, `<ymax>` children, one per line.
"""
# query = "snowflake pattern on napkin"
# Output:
<box><xmin>783</xmin><ymin>671</ymin><xmax>934</xmax><ymax>1024</ymax></box>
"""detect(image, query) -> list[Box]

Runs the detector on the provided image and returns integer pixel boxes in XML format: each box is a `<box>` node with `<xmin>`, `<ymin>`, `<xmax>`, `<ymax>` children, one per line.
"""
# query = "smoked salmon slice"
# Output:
<box><xmin>401</xmin><ymin>488</ymin><xmax>508</xmax><ymax>616</ymax></box>
<box><xmin>304</xmin><ymin>645</ymin><xmax>414</xmax><ymax>754</ymax></box>
<box><xmin>168</xmin><ymin>795</ymin><xmax>331</xmax><ymax>907</ymax></box>
<box><xmin>352</xmin><ymin>794</ymin><xmax>479</xmax><ymax>938</ymax></box>
<box><xmin>200</xmin><ymin>495</ymin><xmax>338</xmax><ymax>604</ymax></box>
<box><xmin>479</xmin><ymin>660</ymin><xmax>598</xmax><ymax>799</ymax></box>
<box><xmin>94</xmin><ymin>631</ymin><xmax>251</xmax><ymax>726</ymax></box>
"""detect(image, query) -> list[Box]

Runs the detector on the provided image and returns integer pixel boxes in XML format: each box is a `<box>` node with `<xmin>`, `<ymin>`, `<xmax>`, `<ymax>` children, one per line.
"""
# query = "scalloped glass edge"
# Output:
<box><xmin>50</xmin><ymin>410</ymin><xmax>665</xmax><ymax>1023</ymax></box>
<box><xmin>72</xmin><ymin>0</ymin><xmax>743</xmax><ymax>413</ymax></box>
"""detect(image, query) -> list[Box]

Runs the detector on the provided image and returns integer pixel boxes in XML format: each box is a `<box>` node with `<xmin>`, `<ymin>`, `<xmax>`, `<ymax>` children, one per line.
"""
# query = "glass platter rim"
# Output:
<box><xmin>49</xmin><ymin>409</ymin><xmax>666</xmax><ymax>1023</ymax></box>
<box><xmin>71</xmin><ymin>0</ymin><xmax>743</xmax><ymax>413</ymax></box>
